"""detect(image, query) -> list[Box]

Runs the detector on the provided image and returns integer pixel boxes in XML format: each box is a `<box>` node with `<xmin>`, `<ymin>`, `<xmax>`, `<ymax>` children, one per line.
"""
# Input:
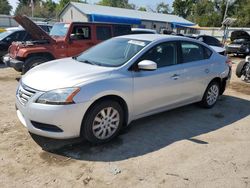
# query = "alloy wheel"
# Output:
<box><xmin>92</xmin><ymin>107</ymin><xmax>120</xmax><ymax>140</ymax></box>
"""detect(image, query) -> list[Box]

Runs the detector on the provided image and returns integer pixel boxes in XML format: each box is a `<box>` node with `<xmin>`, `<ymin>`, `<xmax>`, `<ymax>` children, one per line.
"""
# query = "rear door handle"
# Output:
<box><xmin>171</xmin><ymin>74</ymin><xmax>180</xmax><ymax>80</ymax></box>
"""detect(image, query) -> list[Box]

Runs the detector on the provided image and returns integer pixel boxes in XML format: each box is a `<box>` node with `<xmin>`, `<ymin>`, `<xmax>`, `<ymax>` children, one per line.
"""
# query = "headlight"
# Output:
<box><xmin>36</xmin><ymin>87</ymin><xmax>80</xmax><ymax>105</ymax></box>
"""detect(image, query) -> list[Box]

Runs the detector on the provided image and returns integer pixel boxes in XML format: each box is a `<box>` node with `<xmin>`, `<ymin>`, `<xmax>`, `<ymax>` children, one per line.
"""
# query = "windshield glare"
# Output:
<box><xmin>0</xmin><ymin>31</ymin><xmax>13</xmax><ymax>40</ymax></box>
<box><xmin>76</xmin><ymin>38</ymin><xmax>150</xmax><ymax>67</ymax></box>
<box><xmin>49</xmin><ymin>23</ymin><xmax>69</xmax><ymax>37</ymax></box>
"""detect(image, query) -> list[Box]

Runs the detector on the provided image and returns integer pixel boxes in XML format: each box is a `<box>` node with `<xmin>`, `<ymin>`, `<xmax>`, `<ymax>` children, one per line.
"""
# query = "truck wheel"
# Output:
<box><xmin>236</xmin><ymin>60</ymin><xmax>246</xmax><ymax>78</ymax></box>
<box><xmin>22</xmin><ymin>56</ymin><xmax>50</xmax><ymax>74</ymax></box>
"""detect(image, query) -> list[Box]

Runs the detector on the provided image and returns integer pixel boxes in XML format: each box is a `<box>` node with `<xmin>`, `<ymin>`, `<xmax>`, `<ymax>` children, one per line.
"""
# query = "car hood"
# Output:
<box><xmin>14</xmin><ymin>15</ymin><xmax>55</xmax><ymax>44</ymax></box>
<box><xmin>230</xmin><ymin>30</ymin><xmax>250</xmax><ymax>41</ymax></box>
<box><xmin>21</xmin><ymin>58</ymin><xmax>114</xmax><ymax>91</ymax></box>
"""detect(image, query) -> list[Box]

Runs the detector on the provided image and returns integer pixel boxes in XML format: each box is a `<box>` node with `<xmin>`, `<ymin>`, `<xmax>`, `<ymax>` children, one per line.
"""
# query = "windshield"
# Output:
<box><xmin>49</xmin><ymin>23</ymin><xmax>69</xmax><ymax>37</ymax></box>
<box><xmin>0</xmin><ymin>30</ymin><xmax>13</xmax><ymax>40</ymax></box>
<box><xmin>75</xmin><ymin>38</ymin><xmax>150</xmax><ymax>67</ymax></box>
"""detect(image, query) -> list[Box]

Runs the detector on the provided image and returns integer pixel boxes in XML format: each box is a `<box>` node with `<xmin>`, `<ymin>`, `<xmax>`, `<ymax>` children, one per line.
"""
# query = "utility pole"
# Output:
<box><xmin>223</xmin><ymin>0</ymin><xmax>229</xmax><ymax>22</ymax></box>
<box><xmin>222</xmin><ymin>0</ymin><xmax>230</xmax><ymax>44</ymax></box>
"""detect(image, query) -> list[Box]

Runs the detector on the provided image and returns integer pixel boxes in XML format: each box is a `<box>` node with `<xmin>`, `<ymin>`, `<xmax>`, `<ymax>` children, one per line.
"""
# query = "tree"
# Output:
<box><xmin>156</xmin><ymin>2</ymin><xmax>170</xmax><ymax>14</ymax></box>
<box><xmin>234</xmin><ymin>0</ymin><xmax>250</xmax><ymax>27</ymax></box>
<box><xmin>0</xmin><ymin>0</ymin><xmax>12</xmax><ymax>15</ymax></box>
<box><xmin>138</xmin><ymin>7</ymin><xmax>147</xmax><ymax>12</ymax></box>
<box><xmin>188</xmin><ymin>0</ymin><xmax>221</xmax><ymax>27</ymax></box>
<box><xmin>97</xmin><ymin>0</ymin><xmax>135</xmax><ymax>9</ymax></box>
<box><xmin>173</xmin><ymin>0</ymin><xmax>196</xmax><ymax>18</ymax></box>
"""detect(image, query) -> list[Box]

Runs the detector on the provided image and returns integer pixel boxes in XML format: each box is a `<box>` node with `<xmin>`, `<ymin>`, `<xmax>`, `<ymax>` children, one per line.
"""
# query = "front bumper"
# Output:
<box><xmin>3</xmin><ymin>54</ymin><xmax>24</xmax><ymax>71</ymax></box>
<box><xmin>15</xmin><ymin>88</ymin><xmax>92</xmax><ymax>139</ymax></box>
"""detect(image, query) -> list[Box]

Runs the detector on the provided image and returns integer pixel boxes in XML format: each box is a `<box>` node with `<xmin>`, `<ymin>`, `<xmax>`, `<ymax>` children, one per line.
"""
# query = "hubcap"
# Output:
<box><xmin>206</xmin><ymin>84</ymin><xmax>219</xmax><ymax>106</ymax></box>
<box><xmin>92</xmin><ymin>107</ymin><xmax>120</xmax><ymax>140</ymax></box>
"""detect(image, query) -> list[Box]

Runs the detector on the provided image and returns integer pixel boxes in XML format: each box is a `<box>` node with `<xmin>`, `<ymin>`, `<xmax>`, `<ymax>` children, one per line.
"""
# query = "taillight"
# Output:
<box><xmin>226</xmin><ymin>58</ymin><xmax>232</xmax><ymax>68</ymax></box>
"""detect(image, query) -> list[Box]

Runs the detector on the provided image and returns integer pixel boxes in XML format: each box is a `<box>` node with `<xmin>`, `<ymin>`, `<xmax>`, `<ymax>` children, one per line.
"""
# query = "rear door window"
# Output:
<box><xmin>181</xmin><ymin>42</ymin><xmax>205</xmax><ymax>63</ymax></box>
<box><xmin>96</xmin><ymin>26</ymin><xmax>112</xmax><ymax>40</ymax></box>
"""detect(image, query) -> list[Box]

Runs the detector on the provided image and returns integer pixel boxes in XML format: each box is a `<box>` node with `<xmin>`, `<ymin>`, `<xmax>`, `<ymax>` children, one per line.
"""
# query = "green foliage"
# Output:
<box><xmin>0</xmin><ymin>0</ymin><xmax>12</xmax><ymax>15</ymax></box>
<box><xmin>173</xmin><ymin>0</ymin><xmax>195</xmax><ymax>18</ymax></box>
<box><xmin>173</xmin><ymin>0</ymin><xmax>250</xmax><ymax>27</ymax></box>
<box><xmin>97</xmin><ymin>0</ymin><xmax>135</xmax><ymax>9</ymax></box>
<box><xmin>156</xmin><ymin>2</ymin><xmax>170</xmax><ymax>14</ymax></box>
<box><xmin>138</xmin><ymin>7</ymin><xmax>147</xmax><ymax>12</ymax></box>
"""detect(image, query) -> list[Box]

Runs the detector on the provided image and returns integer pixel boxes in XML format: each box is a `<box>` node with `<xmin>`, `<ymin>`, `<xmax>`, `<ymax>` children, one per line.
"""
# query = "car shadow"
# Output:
<box><xmin>31</xmin><ymin>95</ymin><xmax>250</xmax><ymax>162</ymax></box>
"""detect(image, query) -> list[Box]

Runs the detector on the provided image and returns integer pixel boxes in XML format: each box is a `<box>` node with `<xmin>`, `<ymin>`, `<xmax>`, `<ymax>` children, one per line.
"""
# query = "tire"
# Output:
<box><xmin>22</xmin><ymin>56</ymin><xmax>51</xmax><ymax>74</ymax></box>
<box><xmin>82</xmin><ymin>100</ymin><xmax>124</xmax><ymax>144</ymax></box>
<box><xmin>200</xmin><ymin>81</ymin><xmax>220</xmax><ymax>108</ymax></box>
<box><xmin>236</xmin><ymin>60</ymin><xmax>246</xmax><ymax>78</ymax></box>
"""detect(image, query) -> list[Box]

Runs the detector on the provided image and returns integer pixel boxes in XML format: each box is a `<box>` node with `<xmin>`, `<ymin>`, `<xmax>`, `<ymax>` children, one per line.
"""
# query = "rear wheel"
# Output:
<box><xmin>82</xmin><ymin>100</ymin><xmax>124</xmax><ymax>144</ymax></box>
<box><xmin>22</xmin><ymin>56</ymin><xmax>51</xmax><ymax>74</ymax></box>
<box><xmin>200</xmin><ymin>81</ymin><xmax>220</xmax><ymax>108</ymax></box>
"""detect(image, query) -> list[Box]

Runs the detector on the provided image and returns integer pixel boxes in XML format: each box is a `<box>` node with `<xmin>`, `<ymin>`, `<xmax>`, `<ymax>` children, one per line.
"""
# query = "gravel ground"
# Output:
<box><xmin>0</xmin><ymin>57</ymin><xmax>249</xmax><ymax>188</ymax></box>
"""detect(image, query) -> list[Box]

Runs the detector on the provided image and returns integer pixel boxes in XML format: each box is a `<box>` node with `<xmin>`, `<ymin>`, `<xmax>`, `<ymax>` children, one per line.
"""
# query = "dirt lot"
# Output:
<box><xmin>0</xmin><ymin>57</ymin><xmax>249</xmax><ymax>188</ymax></box>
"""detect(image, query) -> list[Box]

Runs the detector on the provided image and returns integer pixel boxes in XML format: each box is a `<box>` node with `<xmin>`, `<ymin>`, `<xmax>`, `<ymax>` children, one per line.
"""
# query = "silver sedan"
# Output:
<box><xmin>16</xmin><ymin>34</ymin><xmax>231</xmax><ymax>144</ymax></box>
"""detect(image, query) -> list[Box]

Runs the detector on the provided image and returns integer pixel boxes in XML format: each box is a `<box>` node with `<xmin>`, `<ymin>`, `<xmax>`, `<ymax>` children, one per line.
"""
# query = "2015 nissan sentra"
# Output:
<box><xmin>16</xmin><ymin>34</ymin><xmax>231</xmax><ymax>144</ymax></box>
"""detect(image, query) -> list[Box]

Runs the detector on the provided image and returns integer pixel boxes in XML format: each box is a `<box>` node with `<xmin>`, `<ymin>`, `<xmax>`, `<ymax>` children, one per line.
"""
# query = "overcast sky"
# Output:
<box><xmin>8</xmin><ymin>0</ymin><xmax>174</xmax><ymax>14</ymax></box>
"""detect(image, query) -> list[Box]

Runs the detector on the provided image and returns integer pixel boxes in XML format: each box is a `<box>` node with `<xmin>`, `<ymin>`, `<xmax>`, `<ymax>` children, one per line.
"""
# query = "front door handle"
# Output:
<box><xmin>171</xmin><ymin>74</ymin><xmax>180</xmax><ymax>80</ymax></box>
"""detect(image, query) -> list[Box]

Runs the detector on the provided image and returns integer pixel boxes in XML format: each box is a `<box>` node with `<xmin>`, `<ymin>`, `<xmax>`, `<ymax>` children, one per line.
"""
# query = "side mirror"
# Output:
<box><xmin>138</xmin><ymin>60</ymin><xmax>157</xmax><ymax>71</ymax></box>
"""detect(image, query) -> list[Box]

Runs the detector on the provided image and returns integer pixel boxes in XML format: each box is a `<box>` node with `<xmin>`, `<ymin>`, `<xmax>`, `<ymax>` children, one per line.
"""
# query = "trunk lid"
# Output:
<box><xmin>14</xmin><ymin>15</ymin><xmax>56</xmax><ymax>44</ymax></box>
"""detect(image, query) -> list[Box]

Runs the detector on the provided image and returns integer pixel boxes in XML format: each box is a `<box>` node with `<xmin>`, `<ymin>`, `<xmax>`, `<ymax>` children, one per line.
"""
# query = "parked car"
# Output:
<box><xmin>3</xmin><ymin>15</ymin><xmax>131</xmax><ymax>73</ymax></box>
<box><xmin>236</xmin><ymin>56</ymin><xmax>250</xmax><ymax>82</ymax></box>
<box><xmin>16</xmin><ymin>34</ymin><xmax>231</xmax><ymax>144</ymax></box>
<box><xmin>185</xmin><ymin>34</ymin><xmax>226</xmax><ymax>55</ymax></box>
<box><xmin>131</xmin><ymin>28</ymin><xmax>157</xmax><ymax>34</ymax></box>
<box><xmin>0</xmin><ymin>23</ymin><xmax>52</xmax><ymax>62</ymax></box>
<box><xmin>226</xmin><ymin>30</ymin><xmax>250</xmax><ymax>56</ymax></box>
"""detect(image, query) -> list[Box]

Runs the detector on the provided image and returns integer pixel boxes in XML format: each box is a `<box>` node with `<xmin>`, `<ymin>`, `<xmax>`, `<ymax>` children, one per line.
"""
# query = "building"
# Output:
<box><xmin>59</xmin><ymin>2</ymin><xmax>195</xmax><ymax>33</ymax></box>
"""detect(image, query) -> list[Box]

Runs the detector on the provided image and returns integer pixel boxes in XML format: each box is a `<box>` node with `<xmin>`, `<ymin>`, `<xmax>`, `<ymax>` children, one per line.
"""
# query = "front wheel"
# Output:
<box><xmin>82</xmin><ymin>100</ymin><xmax>124</xmax><ymax>144</ymax></box>
<box><xmin>22</xmin><ymin>56</ymin><xmax>51</xmax><ymax>74</ymax></box>
<box><xmin>200</xmin><ymin>81</ymin><xmax>220</xmax><ymax>108</ymax></box>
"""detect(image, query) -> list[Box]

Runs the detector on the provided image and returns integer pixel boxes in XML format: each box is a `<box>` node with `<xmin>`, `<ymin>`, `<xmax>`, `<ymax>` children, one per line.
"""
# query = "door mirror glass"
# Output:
<box><xmin>138</xmin><ymin>60</ymin><xmax>157</xmax><ymax>71</ymax></box>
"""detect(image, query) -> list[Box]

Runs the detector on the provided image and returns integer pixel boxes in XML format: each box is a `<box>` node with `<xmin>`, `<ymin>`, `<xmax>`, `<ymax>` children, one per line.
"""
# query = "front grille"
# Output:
<box><xmin>17</xmin><ymin>84</ymin><xmax>37</xmax><ymax>105</ymax></box>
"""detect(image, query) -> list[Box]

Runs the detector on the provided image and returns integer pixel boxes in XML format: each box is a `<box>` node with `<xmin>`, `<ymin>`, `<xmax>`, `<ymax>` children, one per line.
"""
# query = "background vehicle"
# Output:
<box><xmin>0</xmin><ymin>23</ymin><xmax>52</xmax><ymax>62</ymax></box>
<box><xmin>4</xmin><ymin>15</ymin><xmax>131</xmax><ymax>73</ymax></box>
<box><xmin>16</xmin><ymin>35</ymin><xmax>231</xmax><ymax>144</ymax></box>
<box><xmin>131</xmin><ymin>28</ymin><xmax>157</xmax><ymax>34</ymax></box>
<box><xmin>236</xmin><ymin>56</ymin><xmax>250</xmax><ymax>82</ymax></box>
<box><xmin>185</xmin><ymin>34</ymin><xmax>226</xmax><ymax>56</ymax></box>
<box><xmin>226</xmin><ymin>30</ymin><xmax>250</xmax><ymax>56</ymax></box>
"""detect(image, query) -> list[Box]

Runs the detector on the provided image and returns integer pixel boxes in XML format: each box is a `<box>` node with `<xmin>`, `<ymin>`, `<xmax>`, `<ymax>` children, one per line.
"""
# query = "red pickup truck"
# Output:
<box><xmin>4</xmin><ymin>15</ymin><xmax>131</xmax><ymax>73</ymax></box>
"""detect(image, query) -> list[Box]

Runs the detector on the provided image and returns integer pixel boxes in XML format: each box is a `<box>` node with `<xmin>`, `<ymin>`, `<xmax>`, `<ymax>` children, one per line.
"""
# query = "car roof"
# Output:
<box><xmin>118</xmin><ymin>34</ymin><xmax>188</xmax><ymax>42</ymax></box>
<box><xmin>131</xmin><ymin>28</ymin><xmax>157</xmax><ymax>32</ymax></box>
